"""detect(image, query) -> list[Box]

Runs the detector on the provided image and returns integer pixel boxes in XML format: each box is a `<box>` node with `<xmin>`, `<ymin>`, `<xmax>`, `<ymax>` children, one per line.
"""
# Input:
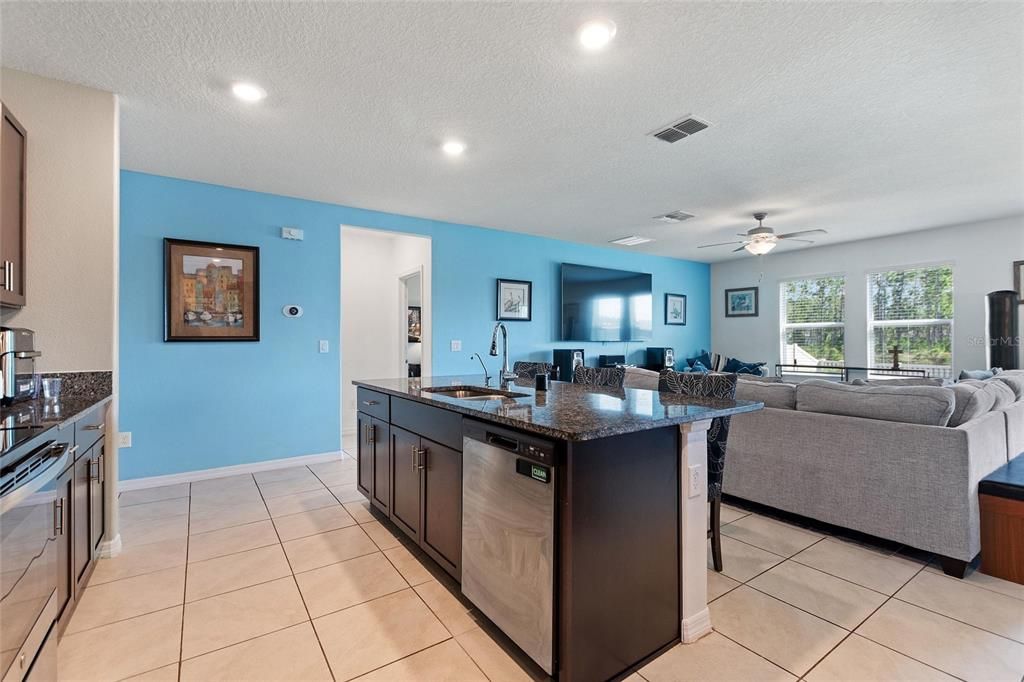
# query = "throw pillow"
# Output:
<box><xmin>723</xmin><ymin>357</ymin><xmax>766</xmax><ymax>375</ymax></box>
<box><xmin>690</xmin><ymin>361</ymin><xmax>710</xmax><ymax>374</ymax></box>
<box><xmin>958</xmin><ymin>368</ymin><xmax>1002</xmax><ymax>381</ymax></box>
<box><xmin>949</xmin><ymin>380</ymin><xmax>998</xmax><ymax>426</ymax></box>
<box><xmin>993</xmin><ymin>373</ymin><xmax>1024</xmax><ymax>401</ymax></box>
<box><xmin>686</xmin><ymin>350</ymin><xmax>712</xmax><ymax>370</ymax></box>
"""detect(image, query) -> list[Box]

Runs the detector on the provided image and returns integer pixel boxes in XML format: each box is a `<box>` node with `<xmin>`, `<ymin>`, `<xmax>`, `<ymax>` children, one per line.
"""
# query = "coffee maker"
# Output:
<box><xmin>0</xmin><ymin>327</ymin><xmax>41</xmax><ymax>405</ymax></box>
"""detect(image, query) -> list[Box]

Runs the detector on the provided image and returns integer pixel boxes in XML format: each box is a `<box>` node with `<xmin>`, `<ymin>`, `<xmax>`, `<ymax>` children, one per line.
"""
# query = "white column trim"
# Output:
<box><xmin>679</xmin><ymin>420</ymin><xmax>713</xmax><ymax>644</ymax></box>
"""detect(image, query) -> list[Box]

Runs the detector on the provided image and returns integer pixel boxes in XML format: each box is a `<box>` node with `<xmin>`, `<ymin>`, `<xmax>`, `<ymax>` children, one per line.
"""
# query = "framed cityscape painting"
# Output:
<box><xmin>665</xmin><ymin>293</ymin><xmax>687</xmax><ymax>325</ymax></box>
<box><xmin>164</xmin><ymin>238</ymin><xmax>260</xmax><ymax>341</ymax></box>
<box><xmin>725</xmin><ymin>287</ymin><xmax>759</xmax><ymax>318</ymax></box>
<box><xmin>496</xmin><ymin>278</ymin><xmax>532</xmax><ymax>321</ymax></box>
<box><xmin>1015</xmin><ymin>260</ymin><xmax>1024</xmax><ymax>303</ymax></box>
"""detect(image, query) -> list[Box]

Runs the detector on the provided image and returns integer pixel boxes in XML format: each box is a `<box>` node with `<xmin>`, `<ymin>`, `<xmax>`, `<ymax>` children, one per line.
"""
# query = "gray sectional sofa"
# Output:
<box><xmin>724</xmin><ymin>370</ymin><xmax>1024</xmax><ymax>576</ymax></box>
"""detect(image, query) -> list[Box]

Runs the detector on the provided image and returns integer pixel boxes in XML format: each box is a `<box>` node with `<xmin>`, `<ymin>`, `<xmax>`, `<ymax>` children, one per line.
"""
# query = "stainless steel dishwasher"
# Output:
<box><xmin>461</xmin><ymin>419</ymin><xmax>556</xmax><ymax>675</ymax></box>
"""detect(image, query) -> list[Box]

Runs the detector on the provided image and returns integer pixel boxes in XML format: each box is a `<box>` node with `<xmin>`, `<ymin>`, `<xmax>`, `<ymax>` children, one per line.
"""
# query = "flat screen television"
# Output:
<box><xmin>561</xmin><ymin>263</ymin><xmax>653</xmax><ymax>341</ymax></box>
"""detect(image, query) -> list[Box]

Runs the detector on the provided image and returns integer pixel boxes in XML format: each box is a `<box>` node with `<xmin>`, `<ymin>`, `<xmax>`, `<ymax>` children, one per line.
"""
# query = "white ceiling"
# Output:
<box><xmin>2</xmin><ymin>1</ymin><xmax>1022</xmax><ymax>262</ymax></box>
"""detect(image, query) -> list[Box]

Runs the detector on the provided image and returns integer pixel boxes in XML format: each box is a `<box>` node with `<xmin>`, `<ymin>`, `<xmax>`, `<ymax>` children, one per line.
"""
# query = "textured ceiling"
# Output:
<box><xmin>2</xmin><ymin>1</ymin><xmax>1022</xmax><ymax>262</ymax></box>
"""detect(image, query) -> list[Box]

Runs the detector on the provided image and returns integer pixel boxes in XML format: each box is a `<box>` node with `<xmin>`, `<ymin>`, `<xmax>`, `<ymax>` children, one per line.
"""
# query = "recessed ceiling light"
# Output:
<box><xmin>578</xmin><ymin>19</ymin><xmax>617</xmax><ymax>50</ymax></box>
<box><xmin>610</xmin><ymin>235</ymin><xmax>653</xmax><ymax>246</ymax></box>
<box><xmin>231</xmin><ymin>82</ymin><xmax>267</xmax><ymax>102</ymax></box>
<box><xmin>442</xmin><ymin>140</ymin><xmax>466</xmax><ymax>157</ymax></box>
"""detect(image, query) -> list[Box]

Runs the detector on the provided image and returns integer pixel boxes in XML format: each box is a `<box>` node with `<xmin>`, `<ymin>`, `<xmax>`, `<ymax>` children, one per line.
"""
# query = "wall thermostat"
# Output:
<box><xmin>282</xmin><ymin>305</ymin><xmax>304</xmax><ymax>318</ymax></box>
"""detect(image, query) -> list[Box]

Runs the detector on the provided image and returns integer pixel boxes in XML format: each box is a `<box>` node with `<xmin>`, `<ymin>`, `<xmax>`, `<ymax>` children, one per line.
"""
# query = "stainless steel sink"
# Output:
<box><xmin>422</xmin><ymin>385</ymin><xmax>528</xmax><ymax>401</ymax></box>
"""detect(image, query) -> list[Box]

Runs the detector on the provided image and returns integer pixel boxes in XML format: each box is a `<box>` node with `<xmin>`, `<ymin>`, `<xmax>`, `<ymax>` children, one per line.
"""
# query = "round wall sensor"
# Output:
<box><xmin>283</xmin><ymin>305</ymin><xmax>304</xmax><ymax>318</ymax></box>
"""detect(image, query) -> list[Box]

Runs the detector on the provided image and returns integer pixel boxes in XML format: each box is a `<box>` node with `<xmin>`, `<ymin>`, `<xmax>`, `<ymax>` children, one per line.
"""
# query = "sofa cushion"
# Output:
<box><xmin>686</xmin><ymin>351</ymin><xmax>712</xmax><ymax>370</ymax></box>
<box><xmin>983</xmin><ymin>379</ymin><xmax>1017</xmax><ymax>410</ymax></box>
<box><xmin>623</xmin><ymin>366</ymin><xmax>659</xmax><ymax>391</ymax></box>
<box><xmin>949</xmin><ymin>380</ymin><xmax>999</xmax><ymax>426</ymax></box>
<box><xmin>795</xmin><ymin>379</ymin><xmax>954</xmax><ymax>426</ymax></box>
<box><xmin>737</xmin><ymin>379</ymin><xmax>797</xmax><ymax>409</ymax></box>
<box><xmin>993</xmin><ymin>373</ymin><xmax>1024</xmax><ymax>402</ymax></box>
<box><xmin>739</xmin><ymin>374</ymin><xmax>783</xmax><ymax>383</ymax></box>
<box><xmin>849</xmin><ymin>377</ymin><xmax>945</xmax><ymax>387</ymax></box>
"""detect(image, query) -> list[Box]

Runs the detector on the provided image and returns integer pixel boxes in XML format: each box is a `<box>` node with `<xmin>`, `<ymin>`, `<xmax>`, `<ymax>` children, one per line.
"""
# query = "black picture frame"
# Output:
<box><xmin>724</xmin><ymin>287</ymin><xmax>759</xmax><ymax>318</ymax></box>
<box><xmin>164</xmin><ymin>238</ymin><xmax>260</xmax><ymax>342</ymax></box>
<box><xmin>1015</xmin><ymin>260</ymin><xmax>1024</xmax><ymax>304</ymax></box>
<box><xmin>665</xmin><ymin>293</ymin><xmax>687</xmax><ymax>325</ymax></box>
<box><xmin>496</xmin><ymin>278</ymin><xmax>532</xmax><ymax>321</ymax></box>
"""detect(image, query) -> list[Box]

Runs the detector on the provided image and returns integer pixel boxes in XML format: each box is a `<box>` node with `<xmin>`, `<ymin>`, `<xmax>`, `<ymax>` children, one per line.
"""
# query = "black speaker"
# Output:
<box><xmin>598</xmin><ymin>354</ymin><xmax>626</xmax><ymax>368</ymax></box>
<box><xmin>987</xmin><ymin>290</ymin><xmax>1020</xmax><ymax>370</ymax></box>
<box><xmin>553</xmin><ymin>349</ymin><xmax>584</xmax><ymax>382</ymax></box>
<box><xmin>646</xmin><ymin>347</ymin><xmax>675</xmax><ymax>370</ymax></box>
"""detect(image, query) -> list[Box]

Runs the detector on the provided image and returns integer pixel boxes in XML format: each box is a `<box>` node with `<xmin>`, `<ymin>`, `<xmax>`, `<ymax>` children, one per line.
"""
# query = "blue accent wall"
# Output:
<box><xmin>120</xmin><ymin>171</ymin><xmax>710</xmax><ymax>479</ymax></box>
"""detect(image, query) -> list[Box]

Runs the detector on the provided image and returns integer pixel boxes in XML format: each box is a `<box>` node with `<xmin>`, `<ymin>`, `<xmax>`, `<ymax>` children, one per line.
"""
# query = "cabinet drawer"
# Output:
<box><xmin>356</xmin><ymin>387</ymin><xmax>390</xmax><ymax>421</ymax></box>
<box><xmin>391</xmin><ymin>397</ymin><xmax>462</xmax><ymax>452</ymax></box>
<box><xmin>74</xmin><ymin>406</ymin><xmax>106</xmax><ymax>453</ymax></box>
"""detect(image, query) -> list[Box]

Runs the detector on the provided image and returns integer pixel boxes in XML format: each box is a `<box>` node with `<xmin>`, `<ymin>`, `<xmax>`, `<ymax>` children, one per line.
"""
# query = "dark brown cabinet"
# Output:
<box><xmin>356</xmin><ymin>411</ymin><xmax>390</xmax><ymax>514</ymax></box>
<box><xmin>389</xmin><ymin>426</ymin><xmax>421</xmax><ymax>538</ymax></box>
<box><xmin>1</xmin><ymin>104</ymin><xmax>27</xmax><ymax>308</ymax></box>
<box><xmin>54</xmin><ymin>464</ymin><xmax>73</xmax><ymax>628</ymax></box>
<box><xmin>89</xmin><ymin>445</ymin><xmax>105</xmax><ymax>554</ymax></box>
<box><xmin>72</xmin><ymin>451</ymin><xmax>91</xmax><ymax>586</ymax></box>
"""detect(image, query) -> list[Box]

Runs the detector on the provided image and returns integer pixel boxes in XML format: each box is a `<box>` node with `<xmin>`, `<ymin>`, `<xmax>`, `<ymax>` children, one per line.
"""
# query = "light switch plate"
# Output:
<box><xmin>319</xmin><ymin>340</ymin><xmax>329</xmax><ymax>353</ymax></box>
<box><xmin>450</xmin><ymin>340</ymin><xmax>462</xmax><ymax>352</ymax></box>
<box><xmin>118</xmin><ymin>432</ymin><xmax>132</xmax><ymax>448</ymax></box>
<box><xmin>687</xmin><ymin>463</ymin><xmax>702</xmax><ymax>498</ymax></box>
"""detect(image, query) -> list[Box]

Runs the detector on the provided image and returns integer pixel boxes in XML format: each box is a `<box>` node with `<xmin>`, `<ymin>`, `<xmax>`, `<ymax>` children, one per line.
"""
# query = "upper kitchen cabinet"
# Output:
<box><xmin>1</xmin><ymin>103</ymin><xmax>27</xmax><ymax>307</ymax></box>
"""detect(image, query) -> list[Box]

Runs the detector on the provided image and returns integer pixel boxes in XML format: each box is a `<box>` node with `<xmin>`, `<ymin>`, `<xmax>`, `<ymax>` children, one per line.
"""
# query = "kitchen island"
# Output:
<box><xmin>352</xmin><ymin>375</ymin><xmax>762</xmax><ymax>681</ymax></box>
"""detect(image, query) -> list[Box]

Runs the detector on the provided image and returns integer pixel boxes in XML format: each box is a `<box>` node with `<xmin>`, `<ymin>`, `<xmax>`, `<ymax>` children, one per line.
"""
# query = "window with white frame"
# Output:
<box><xmin>867</xmin><ymin>265</ymin><xmax>953</xmax><ymax>378</ymax></box>
<box><xmin>779</xmin><ymin>276</ymin><xmax>846</xmax><ymax>368</ymax></box>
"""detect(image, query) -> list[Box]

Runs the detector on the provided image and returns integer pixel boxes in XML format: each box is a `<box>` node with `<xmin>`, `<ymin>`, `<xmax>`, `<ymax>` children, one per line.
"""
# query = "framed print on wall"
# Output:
<box><xmin>496</xmin><ymin>279</ymin><xmax>532</xmax><ymax>321</ymax></box>
<box><xmin>665</xmin><ymin>293</ymin><xmax>687</xmax><ymax>325</ymax></box>
<box><xmin>1015</xmin><ymin>260</ymin><xmax>1024</xmax><ymax>303</ymax></box>
<box><xmin>164</xmin><ymin>238</ymin><xmax>260</xmax><ymax>341</ymax></box>
<box><xmin>725</xmin><ymin>287</ymin><xmax>759</xmax><ymax>318</ymax></box>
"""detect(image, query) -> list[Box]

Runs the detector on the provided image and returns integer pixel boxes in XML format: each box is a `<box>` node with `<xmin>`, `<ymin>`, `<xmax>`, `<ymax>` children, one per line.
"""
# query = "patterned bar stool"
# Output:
<box><xmin>512</xmin><ymin>361</ymin><xmax>553</xmax><ymax>380</ymax></box>
<box><xmin>658</xmin><ymin>369</ymin><xmax>738</xmax><ymax>572</ymax></box>
<box><xmin>571</xmin><ymin>365</ymin><xmax>626</xmax><ymax>388</ymax></box>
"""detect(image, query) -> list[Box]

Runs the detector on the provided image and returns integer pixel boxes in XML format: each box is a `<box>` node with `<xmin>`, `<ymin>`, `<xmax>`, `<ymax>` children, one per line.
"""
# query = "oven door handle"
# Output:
<box><xmin>13</xmin><ymin>351</ymin><xmax>42</xmax><ymax>359</ymax></box>
<box><xmin>0</xmin><ymin>444</ymin><xmax>71</xmax><ymax>515</ymax></box>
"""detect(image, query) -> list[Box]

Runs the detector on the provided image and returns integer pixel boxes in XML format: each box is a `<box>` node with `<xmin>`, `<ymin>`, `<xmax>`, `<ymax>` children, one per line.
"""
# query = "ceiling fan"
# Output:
<box><xmin>698</xmin><ymin>212</ymin><xmax>827</xmax><ymax>255</ymax></box>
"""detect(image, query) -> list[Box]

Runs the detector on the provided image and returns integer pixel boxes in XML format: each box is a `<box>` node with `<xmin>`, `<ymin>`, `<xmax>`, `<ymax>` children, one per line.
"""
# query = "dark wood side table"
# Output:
<box><xmin>979</xmin><ymin>456</ymin><xmax>1024</xmax><ymax>585</ymax></box>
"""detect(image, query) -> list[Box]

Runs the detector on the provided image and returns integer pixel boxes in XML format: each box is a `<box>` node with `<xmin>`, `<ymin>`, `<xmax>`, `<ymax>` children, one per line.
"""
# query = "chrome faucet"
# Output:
<box><xmin>470</xmin><ymin>352</ymin><xmax>491</xmax><ymax>387</ymax></box>
<box><xmin>489</xmin><ymin>322</ymin><xmax>517</xmax><ymax>382</ymax></box>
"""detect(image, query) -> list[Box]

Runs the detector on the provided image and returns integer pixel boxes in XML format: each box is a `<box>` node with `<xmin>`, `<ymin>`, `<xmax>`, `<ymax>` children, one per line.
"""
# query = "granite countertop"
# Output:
<box><xmin>1</xmin><ymin>392</ymin><xmax>112</xmax><ymax>431</ymax></box>
<box><xmin>354</xmin><ymin>375</ymin><xmax>763</xmax><ymax>441</ymax></box>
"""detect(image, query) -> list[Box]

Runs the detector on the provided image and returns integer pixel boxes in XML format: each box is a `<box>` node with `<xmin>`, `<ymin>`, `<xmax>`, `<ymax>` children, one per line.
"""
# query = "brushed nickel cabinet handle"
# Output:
<box><xmin>53</xmin><ymin>497</ymin><xmax>64</xmax><ymax>536</ymax></box>
<box><xmin>418</xmin><ymin>447</ymin><xmax>427</xmax><ymax>471</ymax></box>
<box><xmin>90</xmin><ymin>458</ymin><xmax>99</xmax><ymax>482</ymax></box>
<box><xmin>362</xmin><ymin>399</ymin><xmax>379</xmax><ymax>406</ymax></box>
<box><xmin>411</xmin><ymin>445</ymin><xmax>418</xmax><ymax>472</ymax></box>
<box><xmin>368</xmin><ymin>423</ymin><xmax>375</xmax><ymax>443</ymax></box>
<box><xmin>99</xmin><ymin>453</ymin><xmax>105</xmax><ymax>483</ymax></box>
<box><xmin>84</xmin><ymin>423</ymin><xmax>105</xmax><ymax>431</ymax></box>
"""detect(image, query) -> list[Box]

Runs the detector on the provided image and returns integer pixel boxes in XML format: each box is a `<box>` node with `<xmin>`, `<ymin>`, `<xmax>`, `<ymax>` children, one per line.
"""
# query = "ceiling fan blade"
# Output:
<box><xmin>697</xmin><ymin>240</ymin><xmax>747</xmax><ymax>248</ymax></box>
<box><xmin>780</xmin><ymin>238</ymin><xmax>815</xmax><ymax>244</ymax></box>
<box><xmin>776</xmin><ymin>229</ymin><xmax>827</xmax><ymax>239</ymax></box>
<box><xmin>732</xmin><ymin>245</ymin><xmax>748</xmax><ymax>253</ymax></box>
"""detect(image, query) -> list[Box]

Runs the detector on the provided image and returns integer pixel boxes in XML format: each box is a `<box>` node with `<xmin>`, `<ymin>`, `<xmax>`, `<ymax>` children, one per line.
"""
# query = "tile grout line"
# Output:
<box><xmin>888</xmin><ymin>595</ymin><xmax>1024</xmax><ymax>646</ymax></box>
<box><xmin>710</xmin><ymin>628</ymin><xmax>803</xmax><ymax>679</ymax></box>
<box><xmin>920</xmin><ymin>561</ymin><xmax>1024</xmax><ymax>603</ymax></box>
<box><xmin>177</xmin><ymin>481</ymin><xmax>192</xmax><ymax>682</ymax></box>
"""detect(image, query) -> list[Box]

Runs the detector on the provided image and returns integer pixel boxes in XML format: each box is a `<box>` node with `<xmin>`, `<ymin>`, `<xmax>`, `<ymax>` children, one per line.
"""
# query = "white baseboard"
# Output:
<box><xmin>118</xmin><ymin>450</ymin><xmax>346</xmax><ymax>491</ymax></box>
<box><xmin>681</xmin><ymin>608</ymin><xmax>712</xmax><ymax>643</ymax></box>
<box><xmin>99</xmin><ymin>535</ymin><xmax>123</xmax><ymax>558</ymax></box>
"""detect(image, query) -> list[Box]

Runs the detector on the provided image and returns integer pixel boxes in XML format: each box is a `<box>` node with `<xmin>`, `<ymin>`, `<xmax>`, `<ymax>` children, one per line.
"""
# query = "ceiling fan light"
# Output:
<box><xmin>745</xmin><ymin>240</ymin><xmax>776</xmax><ymax>256</ymax></box>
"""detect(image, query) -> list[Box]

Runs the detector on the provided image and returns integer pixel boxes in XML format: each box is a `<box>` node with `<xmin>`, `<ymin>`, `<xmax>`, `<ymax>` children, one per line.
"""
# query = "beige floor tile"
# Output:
<box><xmin>185</xmin><ymin>543</ymin><xmax>292</xmax><ymax>601</ymax></box>
<box><xmin>309</xmin><ymin>457</ymin><xmax>355</xmax><ymax>476</ymax></box>
<box><xmin>181</xmin><ymin>576</ymin><xmax>309</xmax><ymax>659</ymax></box>
<box><xmin>924</xmin><ymin>562</ymin><xmax>1024</xmax><ymax>601</ymax></box>
<box><xmin>641</xmin><ymin>631</ymin><xmax>795</xmax><ymax>682</ymax></box>
<box><xmin>806</xmin><ymin>634</ymin><xmax>957</xmax><ymax>681</ymax></box>
<box><xmin>119</xmin><ymin>514</ymin><xmax>189</xmax><ymax>547</ymax></box>
<box><xmin>180</xmin><ymin>621</ymin><xmax>332</xmax><ymax>681</ymax></box>
<box><xmin>857</xmin><ymin>599</ymin><xmax>1024</xmax><ymax>682</ymax></box>
<box><xmin>283</xmin><ymin>525</ymin><xmax>379</xmax><ymax>573</ymax></box>
<box><xmin>708</xmin><ymin>536</ymin><xmax>784</xmax><ymax>582</ymax></box>
<box><xmin>721</xmin><ymin>514</ymin><xmax>824</xmax><ymax>557</ymax></box>
<box><xmin>749</xmin><ymin>560</ymin><xmax>887</xmax><ymax>629</ymax></box>
<box><xmin>66</xmin><ymin>566</ymin><xmax>185</xmax><ymax>634</ymax></box>
<box><xmin>707</xmin><ymin>569</ymin><xmax>740</xmax><ymax>602</ymax></box>
<box><xmin>897</xmin><ymin>570</ymin><xmax>1024</xmax><ymax>642</ymax></box>
<box><xmin>719</xmin><ymin>503</ymin><xmax>751</xmax><ymax>524</ymax></box>
<box><xmin>89</xmin><ymin>537</ymin><xmax>187</xmax><ymax>585</ymax></box>
<box><xmin>328</xmin><ymin>482</ymin><xmax>365</xmax><ymax>502</ymax></box>
<box><xmin>119</xmin><ymin>496</ymin><xmax>190</xmax><ymax>523</ymax></box>
<box><xmin>384</xmin><ymin>545</ymin><xmax>435</xmax><ymax>586</ymax></box>
<box><xmin>59</xmin><ymin>607</ymin><xmax>182</xmax><ymax>681</ymax></box>
<box><xmin>188</xmin><ymin>489</ymin><xmax>265</xmax><ymax>514</ymax></box>
<box><xmin>266</xmin><ymin>488</ymin><xmax>341</xmax><ymax>517</ymax></box>
<box><xmin>362</xmin><ymin>519</ymin><xmax>403</xmax><ymax>550</ymax></box>
<box><xmin>415</xmin><ymin>580</ymin><xmax>478</xmax><ymax>636</ymax></box>
<box><xmin>318</xmin><ymin>467</ymin><xmax>358</xmax><ymax>488</ymax></box>
<box><xmin>189</xmin><ymin>472</ymin><xmax>255</xmax><ymax>491</ymax></box>
<box><xmin>188</xmin><ymin>501</ymin><xmax>269</xmax><ymax>535</ymax></box>
<box><xmin>258</xmin><ymin>475</ymin><xmax>326</xmax><ymax>499</ymax></box>
<box><xmin>792</xmin><ymin>538</ymin><xmax>922</xmax><ymax>594</ymax></box>
<box><xmin>355</xmin><ymin>639</ymin><xmax>487</xmax><ymax>681</ymax></box>
<box><xmin>709</xmin><ymin>586</ymin><xmax>847</xmax><ymax>676</ymax></box>
<box><xmin>456</xmin><ymin>627</ymin><xmax>534</xmax><ymax>682</ymax></box>
<box><xmin>253</xmin><ymin>465</ymin><xmax>316</xmax><ymax>484</ymax></box>
<box><xmin>122</xmin><ymin>663</ymin><xmax>180</xmax><ymax>681</ymax></box>
<box><xmin>344</xmin><ymin>499</ymin><xmax>376</xmax><ymax>523</ymax></box>
<box><xmin>187</xmin><ymin>519</ymin><xmax>280</xmax><ymax>562</ymax></box>
<box><xmin>312</xmin><ymin>589</ymin><xmax>450</xmax><ymax>681</ymax></box>
<box><xmin>296</xmin><ymin>552</ymin><xmax>408</xmax><ymax>618</ymax></box>
<box><xmin>273</xmin><ymin>504</ymin><xmax>358</xmax><ymax>541</ymax></box>
<box><xmin>119</xmin><ymin>483</ymin><xmax>190</xmax><ymax>507</ymax></box>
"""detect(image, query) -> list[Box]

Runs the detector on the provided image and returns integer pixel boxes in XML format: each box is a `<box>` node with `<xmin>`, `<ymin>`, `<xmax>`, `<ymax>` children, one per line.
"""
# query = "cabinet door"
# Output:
<box><xmin>90</xmin><ymin>446</ymin><xmax>105</xmax><ymax>553</ymax></box>
<box><xmin>389</xmin><ymin>426</ymin><xmax>421</xmax><ymax>541</ymax></box>
<box><xmin>420</xmin><ymin>438</ymin><xmax>462</xmax><ymax>577</ymax></box>
<box><xmin>356</xmin><ymin>413</ymin><xmax>373</xmax><ymax>497</ymax></box>
<box><xmin>55</xmin><ymin>464</ymin><xmax>73</xmax><ymax>626</ymax></box>
<box><xmin>370</xmin><ymin>417</ymin><xmax>390</xmax><ymax>513</ymax></box>
<box><xmin>1</xmin><ymin>105</ymin><xmax>26</xmax><ymax>307</ymax></box>
<box><xmin>73</xmin><ymin>450</ymin><xmax>92</xmax><ymax>586</ymax></box>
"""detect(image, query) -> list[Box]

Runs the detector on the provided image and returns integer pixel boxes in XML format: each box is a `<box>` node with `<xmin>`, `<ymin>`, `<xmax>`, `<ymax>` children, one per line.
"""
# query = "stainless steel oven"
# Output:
<box><xmin>0</xmin><ymin>435</ymin><xmax>71</xmax><ymax>681</ymax></box>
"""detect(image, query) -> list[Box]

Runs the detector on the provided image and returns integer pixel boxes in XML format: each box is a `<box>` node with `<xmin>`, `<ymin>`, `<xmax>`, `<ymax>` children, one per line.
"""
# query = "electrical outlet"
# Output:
<box><xmin>687</xmin><ymin>463</ymin><xmax>702</xmax><ymax>498</ymax></box>
<box><xmin>118</xmin><ymin>432</ymin><xmax>132</xmax><ymax>448</ymax></box>
<box><xmin>450</xmin><ymin>340</ymin><xmax>462</xmax><ymax>352</ymax></box>
<box><xmin>319</xmin><ymin>340</ymin><xmax>329</xmax><ymax>353</ymax></box>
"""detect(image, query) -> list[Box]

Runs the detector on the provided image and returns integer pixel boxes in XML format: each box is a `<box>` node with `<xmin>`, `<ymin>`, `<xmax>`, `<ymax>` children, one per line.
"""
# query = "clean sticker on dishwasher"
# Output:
<box><xmin>516</xmin><ymin>458</ymin><xmax>551</xmax><ymax>483</ymax></box>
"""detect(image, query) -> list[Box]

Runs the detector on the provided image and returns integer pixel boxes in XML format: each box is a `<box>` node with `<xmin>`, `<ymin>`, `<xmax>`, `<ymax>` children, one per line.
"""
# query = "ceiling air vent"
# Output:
<box><xmin>653</xmin><ymin>210</ymin><xmax>695</xmax><ymax>223</ymax></box>
<box><xmin>610</xmin><ymin>236</ymin><xmax>654</xmax><ymax>246</ymax></box>
<box><xmin>649</xmin><ymin>115</ymin><xmax>710</xmax><ymax>143</ymax></box>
